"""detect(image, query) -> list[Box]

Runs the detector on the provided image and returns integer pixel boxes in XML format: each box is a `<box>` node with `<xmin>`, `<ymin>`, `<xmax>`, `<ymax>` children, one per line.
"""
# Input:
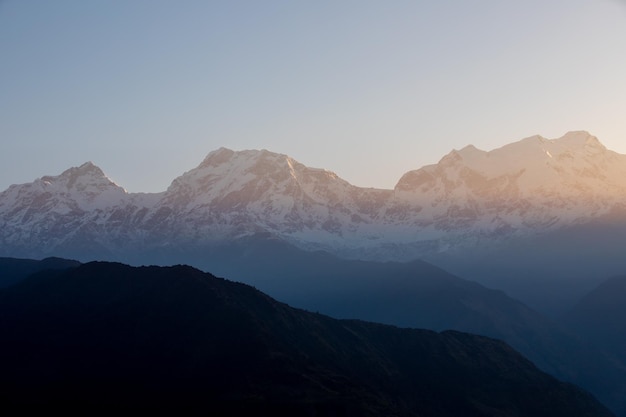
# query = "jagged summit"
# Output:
<box><xmin>195</xmin><ymin>147</ymin><xmax>340</xmax><ymax>180</ymax></box>
<box><xmin>437</xmin><ymin>131</ymin><xmax>602</xmax><ymax>166</ymax></box>
<box><xmin>390</xmin><ymin>131</ymin><xmax>626</xmax><ymax>240</ymax></box>
<box><xmin>199</xmin><ymin>147</ymin><xmax>287</xmax><ymax>167</ymax></box>
<box><xmin>198</xmin><ymin>147</ymin><xmax>236</xmax><ymax>168</ymax></box>
<box><xmin>38</xmin><ymin>161</ymin><xmax>124</xmax><ymax>193</ymax></box>
<box><xmin>0</xmin><ymin>161</ymin><xmax>132</xmax><ymax>257</ymax></box>
<box><xmin>396</xmin><ymin>131</ymin><xmax>624</xmax><ymax>194</ymax></box>
<box><xmin>557</xmin><ymin>130</ymin><xmax>604</xmax><ymax>147</ymax></box>
<box><xmin>1</xmin><ymin>161</ymin><xmax>127</xmax><ymax>209</ymax></box>
<box><xmin>165</xmin><ymin>147</ymin><xmax>348</xmax><ymax>201</ymax></box>
<box><xmin>70</xmin><ymin>161</ymin><xmax>104</xmax><ymax>174</ymax></box>
<box><xmin>490</xmin><ymin>131</ymin><xmax>606</xmax><ymax>160</ymax></box>
<box><xmin>155</xmin><ymin>147</ymin><xmax>388</xmax><ymax>242</ymax></box>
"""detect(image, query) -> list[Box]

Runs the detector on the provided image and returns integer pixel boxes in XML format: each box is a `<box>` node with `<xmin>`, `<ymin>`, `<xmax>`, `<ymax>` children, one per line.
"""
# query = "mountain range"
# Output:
<box><xmin>2</xmin><ymin>131</ymin><xmax>626</xmax><ymax>312</ymax></box>
<box><xmin>2</xmin><ymin>131</ymin><xmax>625</xmax><ymax>258</ymax></box>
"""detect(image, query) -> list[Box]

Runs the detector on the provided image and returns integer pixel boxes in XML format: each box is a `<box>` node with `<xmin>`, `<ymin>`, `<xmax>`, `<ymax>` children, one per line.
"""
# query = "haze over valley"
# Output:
<box><xmin>2</xmin><ymin>130</ymin><xmax>626</xmax><ymax>311</ymax></box>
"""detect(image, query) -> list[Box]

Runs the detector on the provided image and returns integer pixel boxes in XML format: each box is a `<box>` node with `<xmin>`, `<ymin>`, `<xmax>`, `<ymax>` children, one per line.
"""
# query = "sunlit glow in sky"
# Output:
<box><xmin>1</xmin><ymin>1</ymin><xmax>625</xmax><ymax>192</ymax></box>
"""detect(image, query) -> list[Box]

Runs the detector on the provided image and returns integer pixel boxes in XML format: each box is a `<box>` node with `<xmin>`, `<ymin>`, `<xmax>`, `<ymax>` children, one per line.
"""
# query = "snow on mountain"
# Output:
<box><xmin>149</xmin><ymin>147</ymin><xmax>390</xmax><ymax>245</ymax></box>
<box><xmin>0</xmin><ymin>162</ymin><xmax>159</xmax><ymax>258</ymax></box>
<box><xmin>0</xmin><ymin>162</ymin><xmax>125</xmax><ymax>212</ymax></box>
<box><xmin>393</xmin><ymin>131</ymin><xmax>626</xmax><ymax>235</ymax></box>
<box><xmin>1</xmin><ymin>131</ymin><xmax>625</xmax><ymax>261</ymax></box>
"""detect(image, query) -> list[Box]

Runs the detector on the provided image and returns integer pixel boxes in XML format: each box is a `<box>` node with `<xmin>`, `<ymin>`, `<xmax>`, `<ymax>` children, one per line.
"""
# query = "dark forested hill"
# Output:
<box><xmin>0</xmin><ymin>261</ymin><xmax>612</xmax><ymax>416</ymax></box>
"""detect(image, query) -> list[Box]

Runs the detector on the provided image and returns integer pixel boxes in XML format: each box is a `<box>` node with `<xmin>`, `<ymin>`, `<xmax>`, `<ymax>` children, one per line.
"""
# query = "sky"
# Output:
<box><xmin>1</xmin><ymin>0</ymin><xmax>625</xmax><ymax>193</ymax></box>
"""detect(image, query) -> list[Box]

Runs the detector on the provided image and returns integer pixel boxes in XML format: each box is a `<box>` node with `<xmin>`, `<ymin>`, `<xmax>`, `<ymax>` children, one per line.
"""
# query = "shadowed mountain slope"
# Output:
<box><xmin>180</xmin><ymin>238</ymin><xmax>626</xmax><ymax>416</ymax></box>
<box><xmin>0</xmin><ymin>256</ymin><xmax>80</xmax><ymax>288</ymax></box>
<box><xmin>0</xmin><ymin>261</ymin><xmax>612</xmax><ymax>416</ymax></box>
<box><xmin>562</xmin><ymin>275</ymin><xmax>626</xmax><ymax>365</ymax></box>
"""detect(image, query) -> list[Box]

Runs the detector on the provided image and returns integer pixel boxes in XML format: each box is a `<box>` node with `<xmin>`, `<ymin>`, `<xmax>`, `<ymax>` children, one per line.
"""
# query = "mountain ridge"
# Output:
<box><xmin>0</xmin><ymin>260</ymin><xmax>614</xmax><ymax>416</ymax></box>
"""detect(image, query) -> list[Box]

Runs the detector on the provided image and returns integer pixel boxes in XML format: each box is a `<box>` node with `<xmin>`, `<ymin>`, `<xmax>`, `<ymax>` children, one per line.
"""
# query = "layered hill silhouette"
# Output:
<box><xmin>175</xmin><ymin>240</ymin><xmax>626</xmax><ymax>416</ymax></box>
<box><xmin>0</xmin><ymin>261</ymin><xmax>613</xmax><ymax>416</ymax></box>
<box><xmin>2</xmin><ymin>253</ymin><xmax>626</xmax><ymax>415</ymax></box>
<box><xmin>562</xmin><ymin>275</ymin><xmax>626</xmax><ymax>366</ymax></box>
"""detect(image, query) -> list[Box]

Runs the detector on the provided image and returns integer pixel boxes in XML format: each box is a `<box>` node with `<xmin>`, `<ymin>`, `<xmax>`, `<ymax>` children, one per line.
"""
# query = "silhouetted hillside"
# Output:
<box><xmin>0</xmin><ymin>261</ymin><xmax>612</xmax><ymax>416</ymax></box>
<box><xmin>0</xmin><ymin>256</ymin><xmax>80</xmax><ymax>288</ymax></box>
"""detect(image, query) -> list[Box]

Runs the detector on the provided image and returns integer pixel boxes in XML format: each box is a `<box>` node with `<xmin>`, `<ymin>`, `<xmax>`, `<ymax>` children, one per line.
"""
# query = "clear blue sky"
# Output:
<box><xmin>1</xmin><ymin>0</ymin><xmax>625</xmax><ymax>192</ymax></box>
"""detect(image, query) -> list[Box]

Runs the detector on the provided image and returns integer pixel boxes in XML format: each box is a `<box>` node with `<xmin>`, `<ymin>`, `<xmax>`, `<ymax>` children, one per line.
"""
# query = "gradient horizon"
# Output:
<box><xmin>1</xmin><ymin>1</ymin><xmax>625</xmax><ymax>192</ymax></box>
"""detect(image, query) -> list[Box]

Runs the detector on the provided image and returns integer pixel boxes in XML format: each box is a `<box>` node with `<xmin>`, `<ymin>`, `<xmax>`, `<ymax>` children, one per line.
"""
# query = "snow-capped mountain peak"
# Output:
<box><xmin>164</xmin><ymin>148</ymin><xmax>351</xmax><ymax>208</ymax></box>
<box><xmin>134</xmin><ymin>148</ymin><xmax>392</xmax><ymax>248</ymax></box>
<box><xmin>0</xmin><ymin>162</ymin><xmax>141</xmax><ymax>259</ymax></box>
<box><xmin>0</xmin><ymin>161</ymin><xmax>128</xmax><ymax>213</ymax></box>
<box><xmin>41</xmin><ymin>161</ymin><xmax>125</xmax><ymax>194</ymax></box>
<box><xmin>556</xmin><ymin>130</ymin><xmax>605</xmax><ymax>150</ymax></box>
<box><xmin>391</xmin><ymin>131</ymin><xmax>626</xmax><ymax>239</ymax></box>
<box><xmin>397</xmin><ymin>131</ymin><xmax>626</xmax><ymax>196</ymax></box>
